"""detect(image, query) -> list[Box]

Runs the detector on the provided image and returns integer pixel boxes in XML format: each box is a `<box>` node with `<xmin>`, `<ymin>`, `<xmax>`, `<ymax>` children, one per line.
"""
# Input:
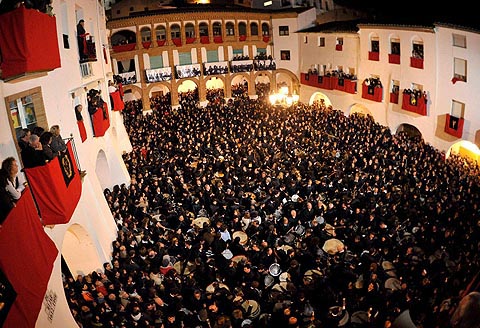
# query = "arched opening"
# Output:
<box><xmin>226</xmin><ymin>22</ymin><xmax>234</xmax><ymax>36</ymax></box>
<box><xmin>149</xmin><ymin>84</ymin><xmax>171</xmax><ymax>99</ymax></box>
<box><xmin>199</xmin><ymin>22</ymin><xmax>209</xmax><ymax>37</ymax></box>
<box><xmin>178</xmin><ymin>80</ymin><xmax>198</xmax><ymax>93</ymax></box>
<box><xmin>250</xmin><ymin>22</ymin><xmax>258</xmax><ymax>36</ymax></box>
<box><xmin>396</xmin><ymin>123</ymin><xmax>422</xmax><ymax>139</ymax></box>
<box><xmin>206</xmin><ymin>77</ymin><xmax>225</xmax><ymax>102</ymax></box>
<box><xmin>350</xmin><ymin>103</ymin><xmax>373</xmax><ymax>118</ymax></box>
<box><xmin>447</xmin><ymin>140</ymin><xmax>480</xmax><ymax>164</ymax></box>
<box><xmin>95</xmin><ymin>150</ymin><xmax>111</xmax><ymax>191</ymax></box>
<box><xmin>140</xmin><ymin>27</ymin><xmax>151</xmax><ymax>42</ymax></box>
<box><xmin>62</xmin><ymin>224</ymin><xmax>103</xmax><ymax>277</ymax></box>
<box><xmin>309</xmin><ymin>92</ymin><xmax>332</xmax><ymax>108</ymax></box>
<box><xmin>262</xmin><ymin>22</ymin><xmax>270</xmax><ymax>36</ymax></box>
<box><xmin>185</xmin><ymin>23</ymin><xmax>195</xmax><ymax>39</ymax></box>
<box><xmin>255</xmin><ymin>73</ymin><xmax>271</xmax><ymax>100</ymax></box>
<box><xmin>170</xmin><ymin>24</ymin><xmax>181</xmax><ymax>39</ymax></box>
<box><xmin>155</xmin><ymin>25</ymin><xmax>166</xmax><ymax>41</ymax></box>
<box><xmin>213</xmin><ymin>22</ymin><xmax>222</xmax><ymax>36</ymax></box>
<box><xmin>111</xmin><ymin>30</ymin><xmax>136</xmax><ymax>46</ymax></box>
<box><xmin>231</xmin><ymin>75</ymin><xmax>249</xmax><ymax>98</ymax></box>
<box><xmin>238</xmin><ymin>22</ymin><xmax>247</xmax><ymax>37</ymax></box>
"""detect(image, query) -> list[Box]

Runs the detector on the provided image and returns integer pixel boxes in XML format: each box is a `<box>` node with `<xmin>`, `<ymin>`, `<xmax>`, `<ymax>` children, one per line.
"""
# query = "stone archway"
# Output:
<box><xmin>95</xmin><ymin>149</ymin><xmax>111</xmax><ymax>191</ymax></box>
<box><xmin>396</xmin><ymin>123</ymin><xmax>422</xmax><ymax>139</ymax></box>
<box><xmin>447</xmin><ymin>140</ymin><xmax>480</xmax><ymax>164</ymax></box>
<box><xmin>62</xmin><ymin>223</ymin><xmax>103</xmax><ymax>277</ymax></box>
<box><xmin>309</xmin><ymin>91</ymin><xmax>333</xmax><ymax>108</ymax></box>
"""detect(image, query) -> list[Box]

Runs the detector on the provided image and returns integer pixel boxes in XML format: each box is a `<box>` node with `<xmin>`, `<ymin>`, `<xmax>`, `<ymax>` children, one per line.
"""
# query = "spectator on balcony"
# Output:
<box><xmin>0</xmin><ymin>170</ymin><xmax>15</xmax><ymax>226</ymax></box>
<box><xmin>18</xmin><ymin>128</ymin><xmax>32</xmax><ymax>152</ymax></box>
<box><xmin>75</xmin><ymin>104</ymin><xmax>84</xmax><ymax>122</ymax></box>
<box><xmin>77</xmin><ymin>19</ymin><xmax>89</xmax><ymax>62</ymax></box>
<box><xmin>21</xmin><ymin>134</ymin><xmax>47</xmax><ymax>168</ymax></box>
<box><xmin>40</xmin><ymin>131</ymin><xmax>58</xmax><ymax>160</ymax></box>
<box><xmin>1</xmin><ymin>157</ymin><xmax>25</xmax><ymax>202</ymax></box>
<box><xmin>50</xmin><ymin>125</ymin><xmax>67</xmax><ymax>153</ymax></box>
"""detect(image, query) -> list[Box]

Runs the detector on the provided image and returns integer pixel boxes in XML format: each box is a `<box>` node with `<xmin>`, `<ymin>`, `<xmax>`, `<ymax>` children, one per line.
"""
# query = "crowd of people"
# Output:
<box><xmin>63</xmin><ymin>91</ymin><xmax>480</xmax><ymax>328</ymax></box>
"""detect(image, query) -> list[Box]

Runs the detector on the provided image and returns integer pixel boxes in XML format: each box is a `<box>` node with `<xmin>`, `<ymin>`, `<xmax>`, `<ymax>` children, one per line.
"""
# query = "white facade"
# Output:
<box><xmin>0</xmin><ymin>1</ymin><xmax>131</xmax><ymax>326</ymax></box>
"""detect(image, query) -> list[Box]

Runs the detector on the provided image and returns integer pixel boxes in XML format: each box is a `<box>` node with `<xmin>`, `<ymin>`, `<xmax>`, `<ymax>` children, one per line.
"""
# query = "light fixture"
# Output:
<box><xmin>269</xmin><ymin>86</ymin><xmax>299</xmax><ymax>108</ymax></box>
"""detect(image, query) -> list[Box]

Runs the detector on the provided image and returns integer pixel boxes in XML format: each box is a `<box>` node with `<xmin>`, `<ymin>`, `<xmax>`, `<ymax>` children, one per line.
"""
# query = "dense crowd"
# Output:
<box><xmin>64</xmin><ymin>92</ymin><xmax>480</xmax><ymax>328</ymax></box>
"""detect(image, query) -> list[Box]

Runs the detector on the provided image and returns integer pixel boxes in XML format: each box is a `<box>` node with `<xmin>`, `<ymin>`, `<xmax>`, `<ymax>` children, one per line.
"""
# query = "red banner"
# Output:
<box><xmin>110</xmin><ymin>91</ymin><xmax>125</xmax><ymax>111</ymax></box>
<box><xmin>77</xmin><ymin>120</ymin><xmax>87</xmax><ymax>142</ymax></box>
<box><xmin>24</xmin><ymin>141</ymin><xmax>82</xmax><ymax>225</ymax></box>
<box><xmin>0</xmin><ymin>5</ymin><xmax>61</xmax><ymax>79</ymax></box>
<box><xmin>0</xmin><ymin>188</ymin><xmax>58</xmax><ymax>328</ymax></box>
<box><xmin>91</xmin><ymin>103</ymin><xmax>110</xmax><ymax>137</ymax></box>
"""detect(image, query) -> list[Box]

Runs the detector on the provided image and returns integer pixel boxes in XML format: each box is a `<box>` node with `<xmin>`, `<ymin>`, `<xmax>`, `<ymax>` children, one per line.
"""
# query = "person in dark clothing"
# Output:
<box><xmin>21</xmin><ymin>134</ymin><xmax>47</xmax><ymax>168</ymax></box>
<box><xmin>76</xmin><ymin>19</ymin><xmax>88</xmax><ymax>61</ymax></box>
<box><xmin>0</xmin><ymin>170</ymin><xmax>15</xmax><ymax>225</ymax></box>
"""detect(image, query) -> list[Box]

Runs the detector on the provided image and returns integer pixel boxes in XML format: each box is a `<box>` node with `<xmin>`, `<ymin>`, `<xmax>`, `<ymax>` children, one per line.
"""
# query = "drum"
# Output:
<box><xmin>193</xmin><ymin>217</ymin><xmax>210</xmax><ymax>228</ymax></box>
<box><xmin>242</xmin><ymin>300</ymin><xmax>261</xmax><ymax>319</ymax></box>
<box><xmin>294</xmin><ymin>225</ymin><xmax>306</xmax><ymax>237</ymax></box>
<box><xmin>283</xmin><ymin>233</ymin><xmax>296</xmax><ymax>245</ymax></box>
<box><xmin>279</xmin><ymin>272</ymin><xmax>291</xmax><ymax>282</ymax></box>
<box><xmin>269</xmin><ymin>263</ymin><xmax>282</xmax><ymax>277</ymax></box>
<box><xmin>222</xmin><ymin>249</ymin><xmax>233</xmax><ymax>260</ymax></box>
<box><xmin>233</xmin><ymin>231</ymin><xmax>248</xmax><ymax>245</ymax></box>
<box><xmin>206</xmin><ymin>282</ymin><xmax>230</xmax><ymax>294</ymax></box>
<box><xmin>322</xmin><ymin>238</ymin><xmax>344</xmax><ymax>255</ymax></box>
<box><xmin>264</xmin><ymin>274</ymin><xmax>275</xmax><ymax>288</ymax></box>
<box><xmin>232</xmin><ymin>254</ymin><xmax>248</xmax><ymax>264</ymax></box>
<box><xmin>173</xmin><ymin>261</ymin><xmax>195</xmax><ymax>276</ymax></box>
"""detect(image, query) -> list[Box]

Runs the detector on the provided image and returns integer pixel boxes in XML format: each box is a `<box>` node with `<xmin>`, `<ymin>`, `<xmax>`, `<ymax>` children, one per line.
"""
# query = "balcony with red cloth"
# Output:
<box><xmin>300</xmin><ymin>72</ymin><xmax>333</xmax><ymax>90</ymax></box>
<box><xmin>112</xmin><ymin>43</ymin><xmax>136</xmax><ymax>52</ymax></box>
<box><xmin>390</xmin><ymin>92</ymin><xmax>399</xmax><ymax>104</ymax></box>
<box><xmin>362</xmin><ymin>83</ymin><xmax>383</xmax><ymax>102</ymax></box>
<box><xmin>142</xmin><ymin>41</ymin><xmax>152</xmax><ymax>49</ymax></box>
<box><xmin>172</xmin><ymin>38</ymin><xmax>182</xmax><ymax>47</ymax></box>
<box><xmin>444</xmin><ymin>114</ymin><xmax>464</xmax><ymax>138</ymax></box>
<box><xmin>410</xmin><ymin>56</ymin><xmax>424</xmax><ymax>69</ymax></box>
<box><xmin>401</xmin><ymin>92</ymin><xmax>427</xmax><ymax>115</ymax></box>
<box><xmin>331</xmin><ymin>76</ymin><xmax>356</xmax><ymax>94</ymax></box>
<box><xmin>263</xmin><ymin>36</ymin><xmax>270</xmax><ymax>43</ymax></box>
<box><xmin>368</xmin><ymin>51</ymin><xmax>379</xmax><ymax>61</ymax></box>
<box><xmin>157</xmin><ymin>39</ymin><xmax>166</xmax><ymax>46</ymax></box>
<box><xmin>23</xmin><ymin>140</ymin><xmax>82</xmax><ymax>225</ymax></box>
<box><xmin>239</xmin><ymin>35</ymin><xmax>247</xmax><ymax>41</ymax></box>
<box><xmin>110</xmin><ymin>91</ymin><xmax>125</xmax><ymax>111</ymax></box>
<box><xmin>186</xmin><ymin>37</ymin><xmax>196</xmax><ymax>44</ymax></box>
<box><xmin>335</xmin><ymin>44</ymin><xmax>343</xmax><ymax>51</ymax></box>
<box><xmin>200</xmin><ymin>36</ymin><xmax>210</xmax><ymax>44</ymax></box>
<box><xmin>0</xmin><ymin>5</ymin><xmax>61</xmax><ymax>81</ymax></box>
<box><xmin>213</xmin><ymin>35</ymin><xmax>223</xmax><ymax>43</ymax></box>
<box><xmin>388</xmin><ymin>54</ymin><xmax>400</xmax><ymax>64</ymax></box>
<box><xmin>91</xmin><ymin>102</ymin><xmax>110</xmax><ymax>137</ymax></box>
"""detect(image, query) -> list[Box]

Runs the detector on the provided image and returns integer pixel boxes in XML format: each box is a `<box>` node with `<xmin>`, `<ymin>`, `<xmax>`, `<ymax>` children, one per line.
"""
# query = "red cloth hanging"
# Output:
<box><xmin>77</xmin><ymin>120</ymin><xmax>87</xmax><ymax>142</ymax></box>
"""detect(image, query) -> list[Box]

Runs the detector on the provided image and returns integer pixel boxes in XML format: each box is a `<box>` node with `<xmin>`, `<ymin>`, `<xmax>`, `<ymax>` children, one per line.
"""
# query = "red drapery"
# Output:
<box><xmin>110</xmin><ymin>91</ymin><xmax>125</xmax><ymax>111</ymax></box>
<box><xmin>118</xmin><ymin>83</ymin><xmax>124</xmax><ymax>97</ymax></box>
<box><xmin>77</xmin><ymin>120</ymin><xmax>87</xmax><ymax>142</ymax></box>
<box><xmin>362</xmin><ymin>83</ymin><xmax>383</xmax><ymax>102</ymax></box>
<box><xmin>172</xmin><ymin>38</ymin><xmax>182</xmax><ymax>47</ymax></box>
<box><xmin>401</xmin><ymin>93</ymin><xmax>427</xmax><ymax>115</ymax></box>
<box><xmin>0</xmin><ymin>188</ymin><xmax>58</xmax><ymax>328</ymax></box>
<box><xmin>142</xmin><ymin>41</ymin><xmax>151</xmax><ymax>49</ymax></box>
<box><xmin>186</xmin><ymin>37</ymin><xmax>196</xmax><ymax>44</ymax></box>
<box><xmin>0</xmin><ymin>5</ymin><xmax>61</xmax><ymax>80</ymax></box>
<box><xmin>200</xmin><ymin>36</ymin><xmax>210</xmax><ymax>44</ymax></box>
<box><xmin>91</xmin><ymin>103</ymin><xmax>110</xmax><ymax>137</ymax></box>
<box><xmin>24</xmin><ymin>141</ymin><xmax>82</xmax><ymax>225</ymax></box>
<box><xmin>112</xmin><ymin>44</ymin><xmax>135</xmax><ymax>52</ymax></box>
<box><xmin>444</xmin><ymin>114</ymin><xmax>464</xmax><ymax>138</ymax></box>
<box><xmin>368</xmin><ymin>51</ymin><xmax>380</xmax><ymax>61</ymax></box>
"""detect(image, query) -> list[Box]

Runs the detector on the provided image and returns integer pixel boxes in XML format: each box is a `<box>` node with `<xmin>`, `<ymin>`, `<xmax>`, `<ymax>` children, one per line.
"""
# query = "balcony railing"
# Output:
<box><xmin>204</xmin><ymin>61</ymin><xmax>229</xmax><ymax>75</ymax></box>
<box><xmin>230</xmin><ymin>59</ymin><xmax>253</xmax><ymax>73</ymax></box>
<box><xmin>175</xmin><ymin>64</ymin><xmax>201</xmax><ymax>79</ymax></box>
<box><xmin>146</xmin><ymin>67</ymin><xmax>173</xmax><ymax>82</ymax></box>
<box><xmin>118</xmin><ymin>71</ymin><xmax>137</xmax><ymax>85</ymax></box>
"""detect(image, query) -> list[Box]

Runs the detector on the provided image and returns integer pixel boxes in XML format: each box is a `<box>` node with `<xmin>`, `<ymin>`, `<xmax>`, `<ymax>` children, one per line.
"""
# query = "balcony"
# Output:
<box><xmin>253</xmin><ymin>58</ymin><xmax>276</xmax><ymax>71</ymax></box>
<box><xmin>172</xmin><ymin>38</ymin><xmax>182</xmax><ymax>47</ymax></box>
<box><xmin>146</xmin><ymin>67</ymin><xmax>173</xmax><ymax>82</ymax></box>
<box><xmin>401</xmin><ymin>91</ymin><xmax>427</xmax><ymax>115</ymax></box>
<box><xmin>388</xmin><ymin>54</ymin><xmax>400</xmax><ymax>64</ymax></box>
<box><xmin>0</xmin><ymin>5</ymin><xmax>61</xmax><ymax>81</ymax></box>
<box><xmin>112</xmin><ymin>43</ymin><xmax>136</xmax><ymax>52</ymax></box>
<box><xmin>390</xmin><ymin>92</ymin><xmax>399</xmax><ymax>104</ymax></box>
<box><xmin>331</xmin><ymin>76</ymin><xmax>356</xmax><ymax>94</ymax></box>
<box><xmin>175</xmin><ymin>63</ymin><xmax>201</xmax><ymax>79</ymax></box>
<box><xmin>213</xmin><ymin>36</ymin><xmax>223</xmax><ymax>43</ymax></box>
<box><xmin>263</xmin><ymin>36</ymin><xmax>270</xmax><ymax>43</ymax></box>
<box><xmin>300</xmin><ymin>72</ymin><xmax>333</xmax><ymax>90</ymax></box>
<box><xmin>200</xmin><ymin>36</ymin><xmax>210</xmax><ymax>44</ymax></box>
<box><xmin>239</xmin><ymin>35</ymin><xmax>247</xmax><ymax>41</ymax></box>
<box><xmin>204</xmin><ymin>61</ymin><xmax>229</xmax><ymax>75</ymax></box>
<box><xmin>157</xmin><ymin>39</ymin><xmax>166</xmax><ymax>46</ymax></box>
<box><xmin>410</xmin><ymin>56</ymin><xmax>424</xmax><ymax>69</ymax></box>
<box><xmin>90</xmin><ymin>102</ymin><xmax>110</xmax><ymax>137</ymax></box>
<box><xmin>186</xmin><ymin>37</ymin><xmax>196</xmax><ymax>44</ymax></box>
<box><xmin>230</xmin><ymin>59</ymin><xmax>253</xmax><ymax>73</ymax></box>
<box><xmin>335</xmin><ymin>44</ymin><xmax>343</xmax><ymax>51</ymax></box>
<box><xmin>444</xmin><ymin>114</ymin><xmax>464</xmax><ymax>138</ymax></box>
<box><xmin>118</xmin><ymin>71</ymin><xmax>137</xmax><ymax>85</ymax></box>
<box><xmin>23</xmin><ymin>140</ymin><xmax>83</xmax><ymax>225</ymax></box>
<box><xmin>142</xmin><ymin>41</ymin><xmax>152</xmax><ymax>49</ymax></box>
<box><xmin>362</xmin><ymin>82</ymin><xmax>382</xmax><ymax>102</ymax></box>
<box><xmin>368</xmin><ymin>51</ymin><xmax>379</xmax><ymax>61</ymax></box>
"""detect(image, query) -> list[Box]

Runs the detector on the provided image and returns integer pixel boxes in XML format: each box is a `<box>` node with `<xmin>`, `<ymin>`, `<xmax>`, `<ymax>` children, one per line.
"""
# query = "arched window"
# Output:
<box><xmin>155</xmin><ymin>25</ymin><xmax>166</xmax><ymax>40</ymax></box>
<box><xmin>261</xmin><ymin>22</ymin><xmax>269</xmax><ymax>36</ymax></box>
<box><xmin>250</xmin><ymin>22</ymin><xmax>258</xmax><ymax>36</ymax></box>
<box><xmin>170</xmin><ymin>24</ymin><xmax>181</xmax><ymax>39</ymax></box>
<box><xmin>213</xmin><ymin>22</ymin><xmax>222</xmax><ymax>36</ymax></box>
<box><xmin>199</xmin><ymin>22</ymin><xmax>209</xmax><ymax>37</ymax></box>
<box><xmin>226</xmin><ymin>22</ymin><xmax>234</xmax><ymax>36</ymax></box>
<box><xmin>140</xmin><ymin>27</ymin><xmax>151</xmax><ymax>42</ymax></box>
<box><xmin>239</xmin><ymin>22</ymin><xmax>247</xmax><ymax>36</ymax></box>
<box><xmin>185</xmin><ymin>23</ymin><xmax>195</xmax><ymax>38</ymax></box>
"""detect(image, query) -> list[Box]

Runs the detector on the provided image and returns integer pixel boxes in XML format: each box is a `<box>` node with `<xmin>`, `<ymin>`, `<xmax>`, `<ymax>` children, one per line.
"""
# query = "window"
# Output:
<box><xmin>156</xmin><ymin>26</ymin><xmax>166</xmax><ymax>40</ymax></box>
<box><xmin>262</xmin><ymin>23</ymin><xmax>269</xmax><ymax>36</ymax></box>
<box><xmin>391</xmin><ymin>79</ymin><xmax>400</xmax><ymax>94</ymax></box>
<box><xmin>141</xmin><ymin>27</ymin><xmax>151</xmax><ymax>42</ymax></box>
<box><xmin>453</xmin><ymin>58</ymin><xmax>467</xmax><ymax>82</ymax></box>
<box><xmin>116</xmin><ymin>10</ymin><xmax>120</xmax><ymax>14</ymax></box>
<box><xmin>280</xmin><ymin>50</ymin><xmax>290</xmax><ymax>60</ymax></box>
<box><xmin>451</xmin><ymin>100</ymin><xmax>464</xmax><ymax>118</ymax></box>
<box><xmin>170</xmin><ymin>24</ymin><xmax>181</xmax><ymax>39</ymax></box>
<box><xmin>239</xmin><ymin>22</ymin><xmax>247</xmax><ymax>36</ymax></box>
<box><xmin>250</xmin><ymin>23</ymin><xmax>259</xmax><ymax>36</ymax></box>
<box><xmin>318</xmin><ymin>37</ymin><xmax>325</xmax><ymax>47</ymax></box>
<box><xmin>304</xmin><ymin>35</ymin><xmax>308</xmax><ymax>44</ymax></box>
<box><xmin>213</xmin><ymin>22</ymin><xmax>222</xmax><ymax>36</ymax></box>
<box><xmin>80</xmin><ymin>62</ymin><xmax>93</xmax><ymax>77</ymax></box>
<box><xmin>453</xmin><ymin>34</ymin><xmax>466</xmax><ymax>48</ymax></box>
<box><xmin>129</xmin><ymin>7</ymin><xmax>134</xmax><ymax>11</ymax></box>
<box><xmin>5</xmin><ymin>87</ymin><xmax>47</xmax><ymax>147</ymax></box>
<box><xmin>226</xmin><ymin>22</ymin><xmax>235</xmax><ymax>36</ymax></box>
<box><xmin>336</xmin><ymin>37</ymin><xmax>343</xmax><ymax>45</ymax></box>
<box><xmin>371</xmin><ymin>39</ymin><xmax>379</xmax><ymax>52</ymax></box>
<box><xmin>412</xmin><ymin>42</ymin><xmax>423</xmax><ymax>59</ymax></box>
<box><xmin>279</xmin><ymin>26</ymin><xmax>289</xmax><ymax>36</ymax></box>
<box><xmin>199</xmin><ymin>23</ymin><xmax>209</xmax><ymax>37</ymax></box>
<box><xmin>185</xmin><ymin>23</ymin><xmax>195</xmax><ymax>38</ymax></box>
<box><xmin>391</xmin><ymin>39</ymin><xmax>400</xmax><ymax>55</ymax></box>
